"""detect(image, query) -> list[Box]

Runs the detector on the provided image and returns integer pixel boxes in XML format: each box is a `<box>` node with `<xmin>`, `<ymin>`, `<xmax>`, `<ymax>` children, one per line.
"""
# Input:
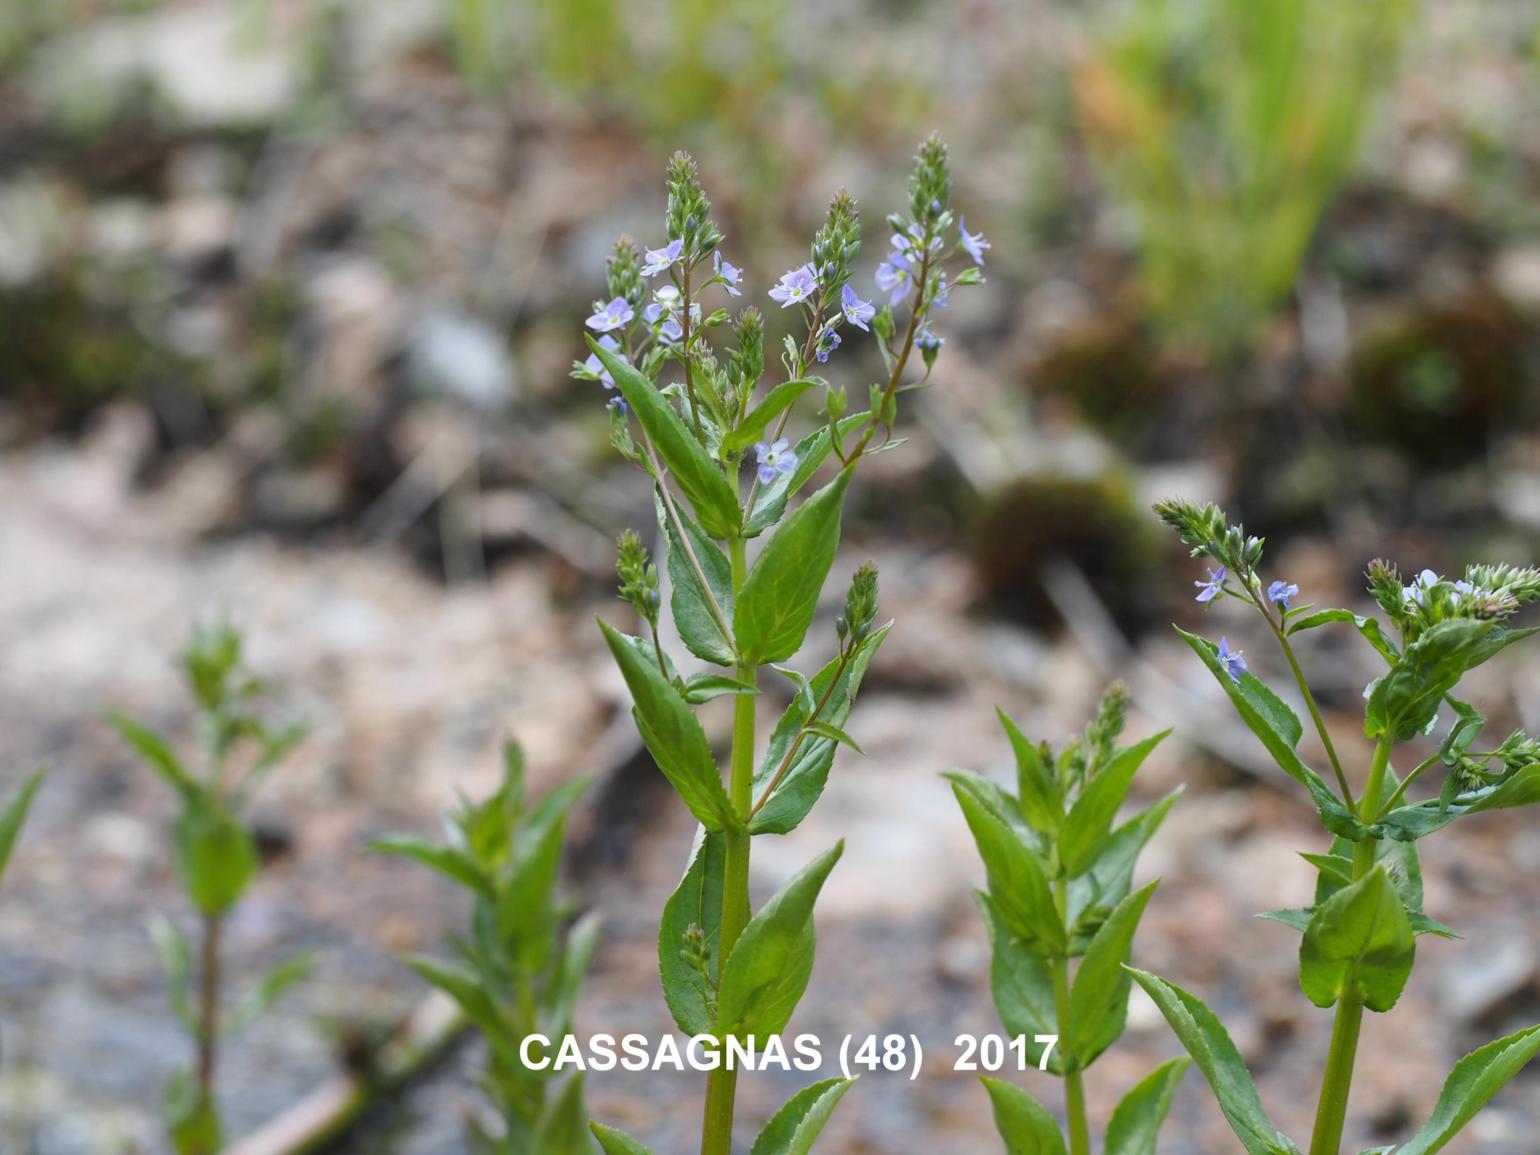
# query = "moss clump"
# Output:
<box><xmin>1030</xmin><ymin>315</ymin><xmax>1178</xmax><ymax>455</ymax></box>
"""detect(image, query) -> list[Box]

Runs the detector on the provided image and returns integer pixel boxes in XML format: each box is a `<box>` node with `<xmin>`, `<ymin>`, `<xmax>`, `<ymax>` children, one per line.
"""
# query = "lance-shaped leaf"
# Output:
<box><xmin>750</xmin><ymin>1076</ymin><xmax>856</xmax><ymax>1155</ymax></box>
<box><xmin>599</xmin><ymin>621</ymin><xmax>736</xmax><ymax>831</ymax></box>
<box><xmin>953</xmin><ymin>784</ymin><xmax>1064</xmax><ymax>955</ymax></box>
<box><xmin>998</xmin><ymin>710</ymin><xmax>1061</xmax><ymax>834</ymax></box>
<box><xmin>1374</xmin><ymin>763</ymin><xmax>1540</xmax><ymax>842</ymax></box>
<box><xmin>745</xmin><ymin>413</ymin><xmax>870</xmax><ymax>537</ymax></box>
<box><xmin>980</xmin><ymin>896</ymin><xmax>1063</xmax><ymax>1075</ymax></box>
<box><xmin>1177</xmin><ymin>627</ymin><xmax>1362</xmax><ymax>840</ymax></box>
<box><xmin>1066</xmin><ymin>788</ymin><xmax>1181</xmax><ymax>944</ymax></box>
<box><xmin>0</xmin><ymin>769</ymin><xmax>44</xmax><ymax>882</ymax></box>
<box><xmin>229</xmin><ymin>952</ymin><xmax>314</xmax><ymax>1034</ymax></box>
<box><xmin>1286</xmin><ymin>609</ymin><xmax>1399</xmax><ymax>665</ymax></box>
<box><xmin>534</xmin><ymin>1072</ymin><xmax>596</xmax><ymax>1155</ymax></box>
<box><xmin>1126</xmin><ymin>968</ymin><xmax>1300</xmax><ymax>1155</ymax></box>
<box><xmin>111</xmin><ymin>714</ymin><xmax>197</xmax><ymax>799</ymax></box>
<box><xmin>1068</xmin><ymin>881</ymin><xmax>1158</xmax><ymax>1068</ymax></box>
<box><xmin>682</xmin><ymin>674</ymin><xmax>757</xmax><ymax>704</ymax></box>
<box><xmin>714</xmin><ymin>842</ymin><xmax>842</xmax><ymax>1038</ymax></box>
<box><xmin>591</xmin><ymin>336</ymin><xmax>739</xmax><ymax>538</ymax></box>
<box><xmin>725</xmin><ymin>378</ymin><xmax>820</xmax><ymax>454</ymax></box>
<box><xmin>659</xmin><ymin>830</ymin><xmax>725</xmax><ymax>1036</ymax></box>
<box><xmin>1364</xmin><ymin>619</ymin><xmax>1496</xmax><ymax>742</ymax></box>
<box><xmin>1299</xmin><ymin>866</ymin><xmax>1415</xmax><ymax>1013</ymax></box>
<box><xmin>1393</xmin><ymin>1024</ymin><xmax>1540</xmax><ymax>1155</ymax></box>
<box><xmin>591</xmin><ymin>1124</ymin><xmax>654</xmax><ymax>1155</ymax></box>
<box><xmin>546</xmin><ymin>910</ymin><xmax>603</xmax><ymax>1037</ymax></box>
<box><xmin>498</xmin><ymin>803</ymin><xmax>571</xmax><ymax>972</ymax></box>
<box><xmin>1059</xmin><ymin>732</ymin><xmax>1170</xmax><ymax>878</ymax></box>
<box><xmin>735</xmin><ymin>470</ymin><xmax>852</xmax><ymax>665</ymax></box>
<box><xmin>981</xmin><ymin>1077</ymin><xmax>1066</xmax><ymax>1155</ymax></box>
<box><xmin>405</xmin><ymin>954</ymin><xmax>501</xmax><ymax>1040</ymax></box>
<box><xmin>750</xmin><ymin>624</ymin><xmax>890</xmax><ymax>836</ymax></box>
<box><xmin>659</xmin><ymin>493</ymin><xmax>737</xmax><ymax>666</ymax></box>
<box><xmin>1106</xmin><ymin>1057</ymin><xmax>1191</xmax><ymax>1155</ymax></box>
<box><xmin>369</xmin><ymin>835</ymin><xmax>491</xmax><ymax>897</ymax></box>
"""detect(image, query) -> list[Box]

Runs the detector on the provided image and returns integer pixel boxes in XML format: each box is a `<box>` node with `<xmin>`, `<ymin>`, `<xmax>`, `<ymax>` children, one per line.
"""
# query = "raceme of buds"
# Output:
<box><xmin>665</xmin><ymin>151</ymin><xmax>723</xmax><ymax>259</ymax></box>
<box><xmin>616</xmin><ymin>529</ymin><xmax>661</xmax><ymax>626</ymax></box>
<box><xmin>836</xmin><ymin>563</ymin><xmax>879</xmax><ymax>651</ymax></box>
<box><xmin>811</xmin><ymin>190</ymin><xmax>862</xmax><ymax>300</ymax></box>
<box><xmin>908</xmin><ymin>132</ymin><xmax>952</xmax><ymax>231</ymax></box>
<box><xmin>729</xmin><ymin>307</ymin><xmax>764</xmax><ymax>400</ymax></box>
<box><xmin>606</xmin><ymin>235</ymin><xmax>645</xmax><ymax>309</ymax></box>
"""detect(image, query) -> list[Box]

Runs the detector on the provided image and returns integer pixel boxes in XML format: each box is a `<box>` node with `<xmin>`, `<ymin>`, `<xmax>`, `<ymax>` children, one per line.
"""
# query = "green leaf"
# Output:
<box><xmin>175</xmin><ymin>799</ymin><xmax>258</xmax><ymax>915</ymax></box>
<box><xmin>370</xmin><ymin>836</ymin><xmax>491</xmax><ymax>897</ymax></box>
<box><xmin>166</xmin><ymin>1073</ymin><xmax>223</xmax><ymax>1155</ymax></box>
<box><xmin>952</xmin><ymin>784</ymin><xmax>1064</xmax><ymax>954</ymax></box>
<box><xmin>735</xmin><ymin>471</ymin><xmax>852</xmax><ymax>665</ymax></box>
<box><xmin>147</xmin><ymin>913</ymin><xmax>194</xmax><ymax>1028</ymax></box>
<box><xmin>749</xmin><ymin>1077</ymin><xmax>856</xmax><ymax>1155</ymax></box>
<box><xmin>546</xmin><ymin>910</ymin><xmax>603</xmax><ymax>1036</ymax></box>
<box><xmin>1067</xmin><ymin>788</ymin><xmax>1182</xmax><ymax>944</ymax></box>
<box><xmin>0</xmin><ymin>769</ymin><xmax>44</xmax><ymax>882</ymax></box>
<box><xmin>498</xmin><ymin>804</ymin><xmax>571</xmax><ymax>972</ymax></box>
<box><xmin>659</xmin><ymin>830</ymin><xmax>725</xmax><ymax>1036</ymax></box>
<box><xmin>229</xmin><ymin>952</ymin><xmax>314</xmax><ymax>1034</ymax></box>
<box><xmin>1060</xmin><ymin>732</ymin><xmax>1170</xmax><ymax>877</ymax></box>
<box><xmin>725</xmin><ymin>379</ymin><xmax>819</xmax><ymax>454</ymax></box>
<box><xmin>997</xmin><ymin>710</ymin><xmax>1061</xmax><ymax>834</ymax></box>
<box><xmin>1068</xmin><ymin>881</ymin><xmax>1158</xmax><ymax>1068</ymax></box>
<box><xmin>1177</xmin><ymin>627</ymin><xmax>1362</xmax><ymax>840</ymax></box>
<box><xmin>804</xmin><ymin>720</ymin><xmax>863</xmax><ymax>753</ymax></box>
<box><xmin>590</xmin><ymin>335</ymin><xmax>739</xmax><ymax>538</ymax></box>
<box><xmin>599</xmin><ymin>620</ymin><xmax>736</xmax><ymax>831</ymax></box>
<box><xmin>1374</xmin><ymin>763</ymin><xmax>1540</xmax><ymax>841</ymax></box>
<box><xmin>590</xmin><ymin>1124</ymin><xmax>654</xmax><ymax>1155</ymax></box>
<box><xmin>660</xmin><ymin>493</ymin><xmax>737</xmax><ymax>666</ymax></box>
<box><xmin>534</xmin><ymin>1072</ymin><xmax>596</xmax><ymax>1155</ymax></box>
<box><xmin>1106</xmin><ymin>1057</ymin><xmax>1191</xmax><ymax>1155</ymax></box>
<box><xmin>404</xmin><ymin>954</ymin><xmax>502</xmax><ymax>1040</ymax></box>
<box><xmin>715</xmin><ymin>842</ymin><xmax>842</xmax><ymax>1038</ymax></box>
<box><xmin>745</xmin><ymin>414</ymin><xmax>869</xmax><ymax>537</ymax></box>
<box><xmin>981</xmin><ymin>1077</ymin><xmax>1066</xmax><ymax>1155</ymax></box>
<box><xmin>682</xmin><ymin>674</ymin><xmax>758</xmax><ymax>704</ymax></box>
<box><xmin>1365</xmin><ymin>619</ymin><xmax>1496</xmax><ymax>742</ymax></box>
<box><xmin>750</xmin><ymin>625</ymin><xmax>890</xmax><ymax>836</ymax></box>
<box><xmin>1300</xmin><ymin>852</ymin><xmax>1354</xmax><ymax>888</ymax></box>
<box><xmin>111</xmin><ymin>714</ymin><xmax>197</xmax><ymax>799</ymax></box>
<box><xmin>1126</xmin><ymin>968</ymin><xmax>1299</xmax><ymax>1155</ymax></box>
<box><xmin>1394</xmin><ymin>1024</ymin><xmax>1540</xmax><ymax>1155</ymax></box>
<box><xmin>1286</xmin><ymin>609</ymin><xmax>1398</xmax><ymax>664</ymax></box>
<box><xmin>979</xmin><ymin>896</ymin><xmax>1063</xmax><ymax>1075</ymax></box>
<box><xmin>1299</xmin><ymin>866</ymin><xmax>1415</xmax><ymax>1012</ymax></box>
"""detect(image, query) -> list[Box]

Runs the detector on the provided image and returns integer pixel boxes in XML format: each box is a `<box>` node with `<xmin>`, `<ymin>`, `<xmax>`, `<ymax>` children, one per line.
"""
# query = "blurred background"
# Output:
<box><xmin>3</xmin><ymin>0</ymin><xmax>1540</xmax><ymax>1152</ymax></box>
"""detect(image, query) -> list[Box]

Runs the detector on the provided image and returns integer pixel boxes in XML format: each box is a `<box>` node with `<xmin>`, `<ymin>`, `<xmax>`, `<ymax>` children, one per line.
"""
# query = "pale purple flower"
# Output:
<box><xmin>841</xmin><ymin>283</ymin><xmax>875</xmax><ymax>331</ymax></box>
<box><xmin>932</xmin><ymin>277</ymin><xmax>950</xmax><ymax>310</ymax></box>
<box><xmin>585</xmin><ymin>297</ymin><xmax>634</xmax><ymax>333</ymax></box>
<box><xmin>641</xmin><ymin>238</ymin><xmax>684</xmax><ymax>277</ymax></box>
<box><xmin>814</xmin><ymin>326</ymin><xmax>841</xmax><ymax>364</ymax></box>
<box><xmin>1195</xmin><ymin>566</ymin><xmax>1227</xmax><ymax>604</ymax></box>
<box><xmin>582</xmin><ymin>334</ymin><xmax>626</xmax><ymax>388</ymax></box>
<box><xmin>1267</xmin><ymin>580</ymin><xmax>1299</xmax><ymax>609</ymax></box>
<box><xmin>768</xmin><ymin>263</ymin><xmax>817</xmax><ymax>308</ymax></box>
<box><xmin>875</xmin><ymin>249</ymin><xmax>912</xmax><ymax>307</ymax></box>
<box><xmin>1404</xmin><ymin>569</ymin><xmax>1439</xmax><ymax>606</ymax></box>
<box><xmin>1216</xmin><ymin>636</ymin><xmax>1247</xmax><ymax>682</ymax></box>
<box><xmin>916</xmin><ymin>325</ymin><xmax>943</xmax><ymax>354</ymax></box>
<box><xmin>753</xmin><ymin>438</ymin><xmax>797</xmax><ymax>485</ymax></box>
<box><xmin>959</xmin><ymin>217</ymin><xmax>990</xmax><ymax>265</ymax></box>
<box><xmin>714</xmin><ymin>251</ymin><xmax>742</xmax><ymax>296</ymax></box>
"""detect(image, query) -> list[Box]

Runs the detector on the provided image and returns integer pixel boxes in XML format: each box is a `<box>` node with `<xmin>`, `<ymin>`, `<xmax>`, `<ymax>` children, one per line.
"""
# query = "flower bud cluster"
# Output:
<box><xmin>665</xmin><ymin>151</ymin><xmax>723</xmax><ymax>261</ymax></box>
<box><xmin>836</xmin><ymin>563</ymin><xmax>880</xmax><ymax>653</ymax></box>
<box><xmin>616</xmin><ymin>529</ymin><xmax>661</xmax><ymax>628</ymax></box>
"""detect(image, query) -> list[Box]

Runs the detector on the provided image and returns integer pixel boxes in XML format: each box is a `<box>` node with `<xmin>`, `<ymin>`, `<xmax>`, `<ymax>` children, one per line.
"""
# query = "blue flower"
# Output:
<box><xmin>875</xmin><ymin>247</ymin><xmax>913</xmax><ymax>307</ymax></box>
<box><xmin>714</xmin><ymin>251</ymin><xmax>742</xmax><ymax>296</ymax></box>
<box><xmin>959</xmin><ymin>217</ymin><xmax>990</xmax><ymax>265</ymax></box>
<box><xmin>841</xmin><ymin>283</ymin><xmax>875</xmax><ymax>331</ymax></box>
<box><xmin>1404</xmin><ymin>569</ymin><xmax>1439</xmax><ymax>606</ymax></box>
<box><xmin>585</xmin><ymin>296</ymin><xmax>634</xmax><ymax>333</ymax></box>
<box><xmin>641</xmin><ymin>238</ymin><xmax>684</xmax><ymax>277</ymax></box>
<box><xmin>1194</xmin><ymin>565</ymin><xmax>1227</xmax><ymax>604</ymax></box>
<box><xmin>916</xmin><ymin>325</ymin><xmax>943</xmax><ymax>353</ymax></box>
<box><xmin>768</xmin><ymin>263</ymin><xmax>817</xmax><ymax>307</ymax></box>
<box><xmin>1217</xmin><ymin>636</ymin><xmax>1247</xmax><ymax>682</ymax></box>
<box><xmin>1267</xmin><ymin>579</ymin><xmax>1299</xmax><ymax>609</ymax></box>
<box><xmin>753</xmin><ymin>437</ymin><xmax>797</xmax><ymax>485</ymax></box>
<box><xmin>814</xmin><ymin>325</ymin><xmax>841</xmax><ymax>363</ymax></box>
<box><xmin>582</xmin><ymin>334</ymin><xmax>626</xmax><ymax>387</ymax></box>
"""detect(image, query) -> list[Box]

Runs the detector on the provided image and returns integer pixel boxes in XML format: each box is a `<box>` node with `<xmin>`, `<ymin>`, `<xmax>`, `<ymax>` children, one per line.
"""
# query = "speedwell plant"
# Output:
<box><xmin>951</xmin><ymin>685</ymin><xmax>1188</xmax><ymax>1155</ymax></box>
<box><xmin>1149</xmin><ymin>499</ymin><xmax>1540</xmax><ymax>1155</ymax></box>
<box><xmin>112</xmin><ymin>624</ymin><xmax>311</xmax><ymax>1155</ymax></box>
<box><xmin>575</xmin><ymin>136</ymin><xmax>984</xmax><ymax>1155</ymax></box>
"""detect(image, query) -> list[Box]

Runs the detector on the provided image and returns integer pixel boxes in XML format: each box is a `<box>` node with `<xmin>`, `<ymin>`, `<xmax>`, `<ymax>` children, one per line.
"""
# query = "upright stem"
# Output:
<box><xmin>1255</xmin><ymin>597</ymin><xmax>1354</xmax><ymax>809</ymax></box>
<box><xmin>1307</xmin><ymin>737</ymin><xmax>1391</xmax><ymax>1155</ymax></box>
<box><xmin>197</xmin><ymin>912</ymin><xmax>223</xmax><ymax>1101</ymax></box>
<box><xmin>701</xmin><ymin>536</ymin><xmax>756</xmax><ymax>1155</ymax></box>
<box><xmin>1051</xmin><ymin>877</ymin><xmax>1091</xmax><ymax>1155</ymax></box>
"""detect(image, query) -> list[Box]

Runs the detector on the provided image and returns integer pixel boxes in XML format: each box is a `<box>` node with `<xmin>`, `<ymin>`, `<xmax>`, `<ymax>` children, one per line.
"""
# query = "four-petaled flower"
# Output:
<box><xmin>769</xmin><ymin>264</ymin><xmax>817</xmax><ymax>307</ymax></box>
<box><xmin>815</xmin><ymin>326</ymin><xmax>841</xmax><ymax>363</ymax></box>
<box><xmin>959</xmin><ymin>218</ymin><xmax>990</xmax><ymax>266</ymax></box>
<box><xmin>641</xmin><ymin>239</ymin><xmax>684</xmax><ymax>277</ymax></box>
<box><xmin>1267</xmin><ymin>580</ymin><xmax>1299</xmax><ymax>609</ymax></box>
<box><xmin>1195</xmin><ymin>565</ymin><xmax>1227</xmax><ymax>604</ymax></box>
<box><xmin>753</xmin><ymin>438</ymin><xmax>797</xmax><ymax>485</ymax></box>
<box><xmin>1404</xmin><ymin>569</ymin><xmax>1439</xmax><ymax>606</ymax></box>
<box><xmin>841</xmin><ymin>283</ymin><xmax>875</xmax><ymax>331</ymax></box>
<box><xmin>875</xmin><ymin>247</ymin><xmax>912</xmax><ymax>307</ymax></box>
<box><xmin>1216</xmin><ymin>636</ymin><xmax>1247</xmax><ymax>682</ymax></box>
<box><xmin>583</xmin><ymin>335</ymin><xmax>626</xmax><ymax>387</ymax></box>
<box><xmin>714</xmin><ymin>251</ymin><xmax>742</xmax><ymax>296</ymax></box>
<box><xmin>586</xmin><ymin>297</ymin><xmax>634</xmax><ymax>333</ymax></box>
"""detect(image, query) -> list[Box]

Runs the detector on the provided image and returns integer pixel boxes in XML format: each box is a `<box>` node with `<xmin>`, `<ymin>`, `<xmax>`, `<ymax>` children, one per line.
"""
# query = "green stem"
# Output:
<box><xmin>701</xmin><ymin>536</ymin><xmax>756</xmax><ymax>1155</ymax></box>
<box><xmin>197</xmin><ymin>911</ymin><xmax>223</xmax><ymax>1105</ymax></box>
<box><xmin>1307</xmin><ymin>737</ymin><xmax>1392</xmax><ymax>1155</ymax></box>
<box><xmin>1257</xmin><ymin>598</ymin><xmax>1355</xmax><ymax>809</ymax></box>
<box><xmin>1051</xmin><ymin>877</ymin><xmax>1091</xmax><ymax>1155</ymax></box>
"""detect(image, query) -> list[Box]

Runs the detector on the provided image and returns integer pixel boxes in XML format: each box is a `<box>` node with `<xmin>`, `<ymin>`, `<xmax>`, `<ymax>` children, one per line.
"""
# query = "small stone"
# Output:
<box><xmin>406</xmin><ymin>311</ymin><xmax>516</xmax><ymax>411</ymax></box>
<box><xmin>1442</xmin><ymin>936</ymin><xmax>1537</xmax><ymax>1025</ymax></box>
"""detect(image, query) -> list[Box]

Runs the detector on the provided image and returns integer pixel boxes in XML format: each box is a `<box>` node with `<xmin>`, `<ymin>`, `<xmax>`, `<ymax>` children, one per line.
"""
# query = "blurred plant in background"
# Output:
<box><xmin>373</xmin><ymin>744</ymin><xmax>601</xmax><ymax>1155</ymax></box>
<box><xmin>111</xmin><ymin>625</ymin><xmax>310</xmax><ymax>1155</ymax></box>
<box><xmin>1076</xmin><ymin>0</ymin><xmax>1413</xmax><ymax>361</ymax></box>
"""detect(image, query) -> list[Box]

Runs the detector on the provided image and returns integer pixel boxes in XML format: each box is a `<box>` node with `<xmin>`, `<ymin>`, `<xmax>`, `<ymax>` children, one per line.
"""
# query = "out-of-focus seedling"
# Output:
<box><xmin>373</xmin><ymin>742</ymin><xmax>601</xmax><ymax>1155</ymax></box>
<box><xmin>950</xmin><ymin>684</ymin><xmax>1187</xmax><ymax>1155</ymax></box>
<box><xmin>1</xmin><ymin>768</ymin><xmax>45</xmax><ymax>1064</ymax></box>
<box><xmin>112</xmin><ymin>623</ymin><xmax>310</xmax><ymax>1155</ymax></box>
